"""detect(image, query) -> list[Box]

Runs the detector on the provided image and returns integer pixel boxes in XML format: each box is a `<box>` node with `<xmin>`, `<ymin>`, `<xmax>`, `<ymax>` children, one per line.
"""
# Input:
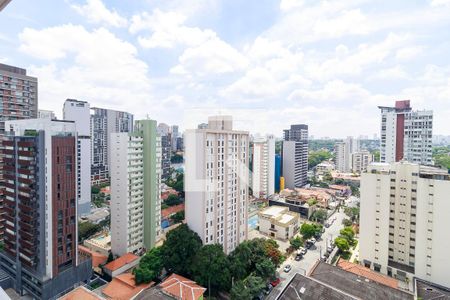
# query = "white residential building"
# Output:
<box><xmin>282</xmin><ymin>124</ymin><xmax>308</xmax><ymax>189</ymax></box>
<box><xmin>335</xmin><ymin>136</ymin><xmax>359</xmax><ymax>173</ymax></box>
<box><xmin>360</xmin><ymin>162</ymin><xmax>450</xmax><ymax>288</ymax></box>
<box><xmin>379</xmin><ymin>100</ymin><xmax>433</xmax><ymax>165</ymax></box>
<box><xmin>258</xmin><ymin>206</ymin><xmax>299</xmax><ymax>241</ymax></box>
<box><xmin>110</xmin><ymin>119</ymin><xmax>161</xmax><ymax>256</ymax></box>
<box><xmin>185</xmin><ymin>116</ymin><xmax>249</xmax><ymax>254</ymax></box>
<box><xmin>252</xmin><ymin>135</ymin><xmax>275</xmax><ymax>198</ymax></box>
<box><xmin>63</xmin><ymin>99</ymin><xmax>92</xmax><ymax>216</ymax></box>
<box><xmin>351</xmin><ymin>150</ymin><xmax>373</xmax><ymax>174</ymax></box>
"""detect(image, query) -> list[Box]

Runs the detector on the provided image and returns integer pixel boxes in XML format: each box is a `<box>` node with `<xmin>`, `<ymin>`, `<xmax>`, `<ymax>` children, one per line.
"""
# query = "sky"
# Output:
<box><xmin>1</xmin><ymin>0</ymin><xmax>450</xmax><ymax>138</ymax></box>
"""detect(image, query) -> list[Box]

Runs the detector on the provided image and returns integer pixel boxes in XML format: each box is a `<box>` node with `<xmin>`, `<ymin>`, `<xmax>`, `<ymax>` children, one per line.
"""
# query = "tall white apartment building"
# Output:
<box><xmin>110</xmin><ymin>119</ymin><xmax>161</xmax><ymax>256</ymax></box>
<box><xmin>334</xmin><ymin>142</ymin><xmax>348</xmax><ymax>173</ymax></box>
<box><xmin>379</xmin><ymin>100</ymin><xmax>433</xmax><ymax>165</ymax></box>
<box><xmin>335</xmin><ymin>136</ymin><xmax>359</xmax><ymax>173</ymax></box>
<box><xmin>252</xmin><ymin>135</ymin><xmax>275</xmax><ymax>198</ymax></box>
<box><xmin>282</xmin><ymin>124</ymin><xmax>308</xmax><ymax>188</ymax></box>
<box><xmin>351</xmin><ymin>150</ymin><xmax>373</xmax><ymax>174</ymax></box>
<box><xmin>185</xmin><ymin>116</ymin><xmax>249</xmax><ymax>254</ymax></box>
<box><xmin>63</xmin><ymin>99</ymin><xmax>91</xmax><ymax>216</ymax></box>
<box><xmin>360</xmin><ymin>162</ymin><xmax>450</xmax><ymax>288</ymax></box>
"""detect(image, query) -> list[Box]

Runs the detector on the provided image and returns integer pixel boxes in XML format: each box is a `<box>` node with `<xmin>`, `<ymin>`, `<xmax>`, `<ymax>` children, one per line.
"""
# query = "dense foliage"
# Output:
<box><xmin>289</xmin><ymin>236</ymin><xmax>303</xmax><ymax>250</ymax></box>
<box><xmin>133</xmin><ymin>247</ymin><xmax>164</xmax><ymax>284</ymax></box>
<box><xmin>161</xmin><ymin>224</ymin><xmax>202</xmax><ymax>276</ymax></box>
<box><xmin>78</xmin><ymin>221</ymin><xmax>102</xmax><ymax>242</ymax></box>
<box><xmin>308</xmin><ymin>149</ymin><xmax>333</xmax><ymax>169</ymax></box>
<box><xmin>311</xmin><ymin>209</ymin><xmax>328</xmax><ymax>223</ymax></box>
<box><xmin>300</xmin><ymin>223</ymin><xmax>322</xmax><ymax>239</ymax></box>
<box><xmin>170</xmin><ymin>153</ymin><xmax>183</xmax><ymax>164</ymax></box>
<box><xmin>433</xmin><ymin>146</ymin><xmax>450</xmax><ymax>171</ymax></box>
<box><xmin>308</xmin><ymin>139</ymin><xmax>340</xmax><ymax>151</ymax></box>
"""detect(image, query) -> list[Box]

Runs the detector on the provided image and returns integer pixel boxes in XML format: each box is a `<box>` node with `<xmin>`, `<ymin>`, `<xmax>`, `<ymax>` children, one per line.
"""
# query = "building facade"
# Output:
<box><xmin>379</xmin><ymin>100</ymin><xmax>433</xmax><ymax>165</ymax></box>
<box><xmin>0</xmin><ymin>119</ymin><xmax>91</xmax><ymax>299</ymax></box>
<box><xmin>157</xmin><ymin>123</ymin><xmax>172</xmax><ymax>180</ymax></box>
<box><xmin>110</xmin><ymin>119</ymin><xmax>161</xmax><ymax>256</ymax></box>
<box><xmin>251</xmin><ymin>135</ymin><xmax>275</xmax><ymax>198</ymax></box>
<box><xmin>282</xmin><ymin>124</ymin><xmax>308</xmax><ymax>189</ymax></box>
<box><xmin>275</xmin><ymin>154</ymin><xmax>281</xmax><ymax>192</ymax></box>
<box><xmin>63</xmin><ymin>99</ymin><xmax>91</xmax><ymax>216</ymax></box>
<box><xmin>351</xmin><ymin>150</ymin><xmax>373</xmax><ymax>174</ymax></box>
<box><xmin>335</xmin><ymin>136</ymin><xmax>359</xmax><ymax>173</ymax></box>
<box><xmin>0</xmin><ymin>63</ymin><xmax>37</xmax><ymax>133</ymax></box>
<box><xmin>359</xmin><ymin>162</ymin><xmax>450</xmax><ymax>288</ymax></box>
<box><xmin>258</xmin><ymin>206</ymin><xmax>299</xmax><ymax>241</ymax></box>
<box><xmin>185</xmin><ymin>116</ymin><xmax>249</xmax><ymax>254</ymax></box>
<box><xmin>90</xmin><ymin>107</ymin><xmax>133</xmax><ymax>184</ymax></box>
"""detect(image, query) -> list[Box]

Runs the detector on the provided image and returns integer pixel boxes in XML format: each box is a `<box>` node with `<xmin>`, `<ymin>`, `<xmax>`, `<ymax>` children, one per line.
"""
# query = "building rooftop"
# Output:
<box><xmin>260</xmin><ymin>206</ymin><xmax>288</xmax><ymax>217</ymax></box>
<box><xmin>78</xmin><ymin>245</ymin><xmax>108</xmax><ymax>268</ymax></box>
<box><xmin>416</xmin><ymin>279</ymin><xmax>450</xmax><ymax>300</ymax></box>
<box><xmin>309</xmin><ymin>262</ymin><xmax>413</xmax><ymax>300</ymax></box>
<box><xmin>103</xmin><ymin>253</ymin><xmax>139</xmax><ymax>272</ymax></box>
<box><xmin>58</xmin><ymin>286</ymin><xmax>104</xmax><ymax>300</ymax></box>
<box><xmin>84</xmin><ymin>232</ymin><xmax>111</xmax><ymax>251</ymax></box>
<box><xmin>337</xmin><ymin>259</ymin><xmax>399</xmax><ymax>289</ymax></box>
<box><xmin>159</xmin><ymin>274</ymin><xmax>206</xmax><ymax>300</ymax></box>
<box><xmin>102</xmin><ymin>273</ymin><xmax>153</xmax><ymax>300</ymax></box>
<box><xmin>278</xmin><ymin>273</ymin><xmax>355</xmax><ymax>300</ymax></box>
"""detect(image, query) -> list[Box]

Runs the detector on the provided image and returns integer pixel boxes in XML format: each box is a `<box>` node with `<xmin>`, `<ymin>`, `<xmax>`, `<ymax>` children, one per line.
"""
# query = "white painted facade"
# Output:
<box><xmin>185</xmin><ymin>116</ymin><xmax>249</xmax><ymax>254</ymax></box>
<box><xmin>252</xmin><ymin>135</ymin><xmax>275</xmax><ymax>198</ymax></box>
<box><xmin>258</xmin><ymin>206</ymin><xmax>299</xmax><ymax>241</ymax></box>
<box><xmin>360</xmin><ymin>162</ymin><xmax>450</xmax><ymax>288</ymax></box>
<box><xmin>351</xmin><ymin>150</ymin><xmax>373</xmax><ymax>174</ymax></box>
<box><xmin>63</xmin><ymin>99</ymin><xmax>92</xmax><ymax>216</ymax></box>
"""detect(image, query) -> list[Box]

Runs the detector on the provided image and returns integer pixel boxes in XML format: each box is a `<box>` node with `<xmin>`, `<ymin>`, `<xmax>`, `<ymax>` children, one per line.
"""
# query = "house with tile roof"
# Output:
<box><xmin>102</xmin><ymin>273</ymin><xmax>153</xmax><ymax>300</ymax></box>
<box><xmin>103</xmin><ymin>253</ymin><xmax>140</xmax><ymax>278</ymax></box>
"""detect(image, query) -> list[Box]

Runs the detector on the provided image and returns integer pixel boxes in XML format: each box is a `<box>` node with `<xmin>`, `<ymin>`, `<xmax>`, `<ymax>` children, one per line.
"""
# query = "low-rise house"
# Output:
<box><xmin>315</xmin><ymin>161</ymin><xmax>335</xmax><ymax>176</ymax></box>
<box><xmin>331</xmin><ymin>171</ymin><xmax>361</xmax><ymax>185</ymax></box>
<box><xmin>58</xmin><ymin>286</ymin><xmax>104</xmax><ymax>300</ymax></box>
<box><xmin>328</xmin><ymin>185</ymin><xmax>352</xmax><ymax>197</ymax></box>
<box><xmin>258</xmin><ymin>206</ymin><xmax>300</xmax><ymax>241</ymax></box>
<box><xmin>102</xmin><ymin>273</ymin><xmax>153</xmax><ymax>300</ymax></box>
<box><xmin>135</xmin><ymin>273</ymin><xmax>206</xmax><ymax>300</ymax></box>
<box><xmin>84</xmin><ymin>232</ymin><xmax>112</xmax><ymax>256</ymax></box>
<box><xmin>78</xmin><ymin>245</ymin><xmax>108</xmax><ymax>270</ymax></box>
<box><xmin>103</xmin><ymin>253</ymin><xmax>140</xmax><ymax>278</ymax></box>
<box><xmin>295</xmin><ymin>188</ymin><xmax>333</xmax><ymax>208</ymax></box>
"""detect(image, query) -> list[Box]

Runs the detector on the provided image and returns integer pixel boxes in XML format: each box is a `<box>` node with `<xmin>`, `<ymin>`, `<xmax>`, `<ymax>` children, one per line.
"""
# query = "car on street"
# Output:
<box><xmin>295</xmin><ymin>254</ymin><xmax>302</xmax><ymax>261</ymax></box>
<box><xmin>299</xmin><ymin>247</ymin><xmax>307</xmax><ymax>255</ymax></box>
<box><xmin>325</xmin><ymin>222</ymin><xmax>330</xmax><ymax>228</ymax></box>
<box><xmin>270</xmin><ymin>278</ymin><xmax>281</xmax><ymax>287</ymax></box>
<box><xmin>253</xmin><ymin>292</ymin><xmax>265</xmax><ymax>300</ymax></box>
<box><xmin>327</xmin><ymin>245</ymin><xmax>334</xmax><ymax>253</ymax></box>
<box><xmin>264</xmin><ymin>283</ymin><xmax>273</xmax><ymax>295</ymax></box>
<box><xmin>284</xmin><ymin>265</ymin><xmax>292</xmax><ymax>273</ymax></box>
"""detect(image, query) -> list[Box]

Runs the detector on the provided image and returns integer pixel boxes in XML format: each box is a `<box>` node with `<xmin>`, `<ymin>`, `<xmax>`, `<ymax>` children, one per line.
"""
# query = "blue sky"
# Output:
<box><xmin>1</xmin><ymin>0</ymin><xmax>450</xmax><ymax>138</ymax></box>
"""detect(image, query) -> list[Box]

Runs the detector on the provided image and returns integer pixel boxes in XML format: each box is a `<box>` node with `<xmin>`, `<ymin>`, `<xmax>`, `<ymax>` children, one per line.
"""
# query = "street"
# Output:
<box><xmin>266</xmin><ymin>209</ymin><xmax>348</xmax><ymax>300</ymax></box>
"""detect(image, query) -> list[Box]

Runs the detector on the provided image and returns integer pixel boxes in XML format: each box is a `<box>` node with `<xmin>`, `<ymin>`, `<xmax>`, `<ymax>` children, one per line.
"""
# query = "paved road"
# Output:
<box><xmin>266</xmin><ymin>209</ymin><xmax>348</xmax><ymax>300</ymax></box>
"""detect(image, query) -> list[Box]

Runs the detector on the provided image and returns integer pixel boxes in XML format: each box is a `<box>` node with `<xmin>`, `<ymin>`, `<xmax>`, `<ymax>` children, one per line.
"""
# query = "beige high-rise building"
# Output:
<box><xmin>351</xmin><ymin>150</ymin><xmax>373</xmax><ymax>174</ymax></box>
<box><xmin>185</xmin><ymin>116</ymin><xmax>249</xmax><ymax>254</ymax></box>
<box><xmin>360</xmin><ymin>161</ymin><xmax>450</xmax><ymax>288</ymax></box>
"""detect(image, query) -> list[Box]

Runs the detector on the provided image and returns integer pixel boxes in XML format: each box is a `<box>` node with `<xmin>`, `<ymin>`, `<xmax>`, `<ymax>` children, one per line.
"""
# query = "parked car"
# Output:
<box><xmin>300</xmin><ymin>247</ymin><xmax>307</xmax><ymax>255</ymax></box>
<box><xmin>284</xmin><ymin>265</ymin><xmax>292</xmax><ymax>273</ymax></box>
<box><xmin>295</xmin><ymin>254</ymin><xmax>302</xmax><ymax>261</ymax></box>
<box><xmin>325</xmin><ymin>222</ymin><xmax>330</xmax><ymax>228</ymax></box>
<box><xmin>321</xmin><ymin>227</ymin><xmax>326</xmax><ymax>233</ymax></box>
<box><xmin>253</xmin><ymin>292</ymin><xmax>265</xmax><ymax>300</ymax></box>
<box><xmin>327</xmin><ymin>246</ymin><xmax>334</xmax><ymax>253</ymax></box>
<box><xmin>271</xmin><ymin>278</ymin><xmax>281</xmax><ymax>287</ymax></box>
<box><xmin>310</xmin><ymin>238</ymin><xmax>316</xmax><ymax>244</ymax></box>
<box><xmin>264</xmin><ymin>283</ymin><xmax>273</xmax><ymax>295</ymax></box>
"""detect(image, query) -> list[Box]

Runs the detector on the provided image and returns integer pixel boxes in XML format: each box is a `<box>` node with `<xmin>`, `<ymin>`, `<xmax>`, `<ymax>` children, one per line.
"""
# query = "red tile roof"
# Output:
<box><xmin>59</xmin><ymin>286</ymin><xmax>104</xmax><ymax>300</ymax></box>
<box><xmin>160</xmin><ymin>274</ymin><xmax>206</xmax><ymax>300</ymax></box>
<box><xmin>162</xmin><ymin>204</ymin><xmax>185</xmax><ymax>219</ymax></box>
<box><xmin>78</xmin><ymin>245</ymin><xmax>107</xmax><ymax>268</ymax></box>
<box><xmin>104</xmin><ymin>253</ymin><xmax>139</xmax><ymax>272</ymax></box>
<box><xmin>102</xmin><ymin>273</ymin><xmax>153</xmax><ymax>300</ymax></box>
<box><xmin>337</xmin><ymin>259</ymin><xmax>399</xmax><ymax>289</ymax></box>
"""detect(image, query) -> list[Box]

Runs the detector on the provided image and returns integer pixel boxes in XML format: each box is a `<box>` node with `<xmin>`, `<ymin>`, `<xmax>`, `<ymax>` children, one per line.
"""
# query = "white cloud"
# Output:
<box><xmin>280</xmin><ymin>0</ymin><xmax>304</xmax><ymax>11</ymax></box>
<box><xmin>71</xmin><ymin>0</ymin><xmax>127</xmax><ymax>27</ymax></box>
<box><xmin>395</xmin><ymin>46</ymin><xmax>423</xmax><ymax>61</ymax></box>
<box><xmin>431</xmin><ymin>0</ymin><xmax>450</xmax><ymax>7</ymax></box>
<box><xmin>19</xmin><ymin>24</ymin><xmax>152</xmax><ymax>117</ymax></box>
<box><xmin>130</xmin><ymin>9</ymin><xmax>216</xmax><ymax>49</ymax></box>
<box><xmin>171</xmin><ymin>38</ymin><xmax>248</xmax><ymax>76</ymax></box>
<box><xmin>372</xmin><ymin>66</ymin><xmax>410</xmax><ymax>80</ymax></box>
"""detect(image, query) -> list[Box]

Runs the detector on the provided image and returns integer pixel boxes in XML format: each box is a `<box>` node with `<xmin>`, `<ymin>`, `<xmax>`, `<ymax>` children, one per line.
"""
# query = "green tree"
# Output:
<box><xmin>312</xmin><ymin>209</ymin><xmax>328</xmax><ymax>223</ymax></box>
<box><xmin>170</xmin><ymin>211</ymin><xmax>185</xmax><ymax>223</ymax></box>
<box><xmin>170</xmin><ymin>153</ymin><xmax>183</xmax><ymax>164</ymax></box>
<box><xmin>165</xmin><ymin>194</ymin><xmax>183</xmax><ymax>206</ymax></box>
<box><xmin>340</xmin><ymin>227</ymin><xmax>355</xmax><ymax>245</ymax></box>
<box><xmin>106</xmin><ymin>252</ymin><xmax>114</xmax><ymax>263</ymax></box>
<box><xmin>191</xmin><ymin>244</ymin><xmax>231</xmax><ymax>294</ymax></box>
<box><xmin>308</xmin><ymin>149</ymin><xmax>333</xmax><ymax>169</ymax></box>
<box><xmin>161</xmin><ymin>224</ymin><xmax>202</xmax><ymax>277</ymax></box>
<box><xmin>306</xmin><ymin>198</ymin><xmax>317</xmax><ymax>206</ymax></box>
<box><xmin>290</xmin><ymin>236</ymin><xmax>303</xmax><ymax>250</ymax></box>
<box><xmin>300</xmin><ymin>223</ymin><xmax>316</xmax><ymax>239</ymax></box>
<box><xmin>255</xmin><ymin>258</ymin><xmax>276</xmax><ymax>280</ymax></box>
<box><xmin>342</xmin><ymin>219</ymin><xmax>353</xmax><ymax>227</ymax></box>
<box><xmin>133</xmin><ymin>247</ymin><xmax>164</xmax><ymax>284</ymax></box>
<box><xmin>334</xmin><ymin>237</ymin><xmax>350</xmax><ymax>252</ymax></box>
<box><xmin>344</xmin><ymin>207</ymin><xmax>360</xmax><ymax>222</ymax></box>
<box><xmin>372</xmin><ymin>150</ymin><xmax>380</xmax><ymax>162</ymax></box>
<box><xmin>323</xmin><ymin>172</ymin><xmax>333</xmax><ymax>182</ymax></box>
<box><xmin>231</xmin><ymin>275</ymin><xmax>265</xmax><ymax>300</ymax></box>
<box><xmin>78</xmin><ymin>221</ymin><xmax>101</xmax><ymax>242</ymax></box>
<box><xmin>91</xmin><ymin>186</ymin><xmax>100</xmax><ymax>194</ymax></box>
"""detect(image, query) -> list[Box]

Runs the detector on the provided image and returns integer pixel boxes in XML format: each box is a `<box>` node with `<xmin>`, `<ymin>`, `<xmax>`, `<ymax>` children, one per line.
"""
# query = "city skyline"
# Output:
<box><xmin>1</xmin><ymin>1</ymin><xmax>450</xmax><ymax>137</ymax></box>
